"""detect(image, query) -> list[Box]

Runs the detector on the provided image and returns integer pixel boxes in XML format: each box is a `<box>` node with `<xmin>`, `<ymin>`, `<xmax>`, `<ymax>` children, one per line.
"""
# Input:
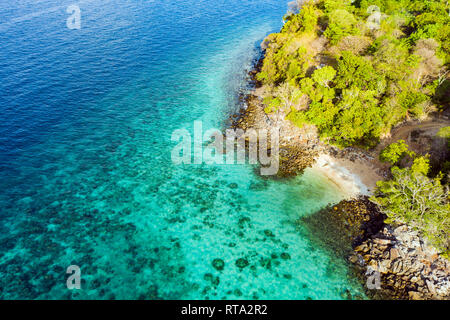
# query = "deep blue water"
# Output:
<box><xmin>0</xmin><ymin>0</ymin><xmax>366</xmax><ymax>299</ymax></box>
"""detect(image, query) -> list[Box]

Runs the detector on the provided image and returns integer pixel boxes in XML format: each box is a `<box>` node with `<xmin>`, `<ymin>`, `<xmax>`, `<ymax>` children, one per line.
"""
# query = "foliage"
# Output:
<box><xmin>322</xmin><ymin>0</ymin><xmax>355</xmax><ymax>13</ymax></box>
<box><xmin>379</xmin><ymin>140</ymin><xmax>415</xmax><ymax>165</ymax></box>
<box><xmin>371</xmin><ymin>160</ymin><xmax>450</xmax><ymax>255</ymax></box>
<box><xmin>371</xmin><ymin>37</ymin><xmax>412</xmax><ymax>81</ymax></box>
<box><xmin>397</xmin><ymin>89</ymin><xmax>429</xmax><ymax>118</ymax></box>
<box><xmin>258</xmin><ymin>0</ymin><xmax>450</xmax><ymax>256</ymax></box>
<box><xmin>335</xmin><ymin>51</ymin><xmax>385</xmax><ymax>93</ymax></box>
<box><xmin>286</xmin><ymin>109</ymin><xmax>308</xmax><ymax>128</ymax></box>
<box><xmin>324</xmin><ymin>9</ymin><xmax>359</xmax><ymax>44</ymax></box>
<box><xmin>411</xmin><ymin>155</ymin><xmax>430</xmax><ymax>176</ymax></box>
<box><xmin>323</xmin><ymin>88</ymin><xmax>384</xmax><ymax>147</ymax></box>
<box><xmin>437</xmin><ymin>127</ymin><xmax>450</xmax><ymax>139</ymax></box>
<box><xmin>311</xmin><ymin>66</ymin><xmax>336</xmax><ymax>87</ymax></box>
<box><xmin>437</xmin><ymin>126</ymin><xmax>450</xmax><ymax>149</ymax></box>
<box><xmin>275</xmin><ymin>82</ymin><xmax>303</xmax><ymax>113</ymax></box>
<box><xmin>257</xmin><ymin>0</ymin><xmax>449</xmax><ymax>147</ymax></box>
<box><xmin>257</xmin><ymin>43</ymin><xmax>311</xmax><ymax>85</ymax></box>
<box><xmin>297</xmin><ymin>3</ymin><xmax>322</xmax><ymax>33</ymax></box>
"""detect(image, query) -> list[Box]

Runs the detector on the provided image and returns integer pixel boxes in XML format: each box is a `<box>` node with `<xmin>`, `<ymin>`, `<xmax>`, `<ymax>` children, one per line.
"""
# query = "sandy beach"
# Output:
<box><xmin>307</xmin><ymin>153</ymin><xmax>384</xmax><ymax>198</ymax></box>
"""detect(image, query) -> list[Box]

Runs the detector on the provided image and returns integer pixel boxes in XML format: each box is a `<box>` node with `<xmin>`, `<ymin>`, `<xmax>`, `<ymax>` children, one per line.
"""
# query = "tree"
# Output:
<box><xmin>312</xmin><ymin>66</ymin><xmax>336</xmax><ymax>88</ymax></box>
<box><xmin>267</xmin><ymin>83</ymin><xmax>303</xmax><ymax>126</ymax></box>
<box><xmin>276</xmin><ymin>82</ymin><xmax>302</xmax><ymax>113</ymax></box>
<box><xmin>397</xmin><ymin>89</ymin><xmax>429</xmax><ymax>119</ymax></box>
<box><xmin>258</xmin><ymin>0</ymin><xmax>449</xmax><ymax>149</ymax></box>
<box><xmin>286</xmin><ymin>47</ymin><xmax>310</xmax><ymax>82</ymax></box>
<box><xmin>323</xmin><ymin>0</ymin><xmax>354</xmax><ymax>13</ymax></box>
<box><xmin>335</xmin><ymin>51</ymin><xmax>385</xmax><ymax>94</ymax></box>
<box><xmin>324</xmin><ymin>9</ymin><xmax>359</xmax><ymax>44</ymax></box>
<box><xmin>297</xmin><ymin>3</ymin><xmax>322</xmax><ymax>33</ymax></box>
<box><xmin>322</xmin><ymin>87</ymin><xmax>384</xmax><ymax>147</ymax></box>
<box><xmin>379</xmin><ymin>140</ymin><xmax>415</xmax><ymax>165</ymax></box>
<box><xmin>372</xmin><ymin>37</ymin><xmax>412</xmax><ymax>81</ymax></box>
<box><xmin>411</xmin><ymin>155</ymin><xmax>430</xmax><ymax>176</ymax></box>
<box><xmin>306</xmin><ymin>100</ymin><xmax>340</xmax><ymax>132</ymax></box>
<box><xmin>371</xmin><ymin>162</ymin><xmax>450</xmax><ymax>256</ymax></box>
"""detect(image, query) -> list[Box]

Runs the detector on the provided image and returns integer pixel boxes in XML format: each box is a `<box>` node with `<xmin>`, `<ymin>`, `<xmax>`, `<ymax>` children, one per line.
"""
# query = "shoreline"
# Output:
<box><xmin>307</xmin><ymin>153</ymin><xmax>376</xmax><ymax>198</ymax></box>
<box><xmin>231</xmin><ymin>43</ymin><xmax>450</xmax><ymax>300</ymax></box>
<box><xmin>305</xmin><ymin>150</ymin><xmax>450</xmax><ymax>300</ymax></box>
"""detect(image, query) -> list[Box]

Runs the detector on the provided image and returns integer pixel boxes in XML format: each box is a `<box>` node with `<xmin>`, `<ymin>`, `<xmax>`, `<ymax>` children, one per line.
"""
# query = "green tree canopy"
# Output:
<box><xmin>312</xmin><ymin>66</ymin><xmax>336</xmax><ymax>88</ymax></box>
<box><xmin>372</xmin><ymin>162</ymin><xmax>450</xmax><ymax>256</ymax></box>
<box><xmin>324</xmin><ymin>9</ymin><xmax>359</xmax><ymax>44</ymax></box>
<box><xmin>379</xmin><ymin>140</ymin><xmax>415</xmax><ymax>165</ymax></box>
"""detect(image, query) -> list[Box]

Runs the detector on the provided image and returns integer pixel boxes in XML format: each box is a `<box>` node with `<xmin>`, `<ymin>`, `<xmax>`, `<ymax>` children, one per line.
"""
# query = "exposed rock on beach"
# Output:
<box><xmin>231</xmin><ymin>94</ymin><xmax>321</xmax><ymax>177</ymax></box>
<box><xmin>351</xmin><ymin>223</ymin><xmax>450</xmax><ymax>300</ymax></box>
<box><xmin>303</xmin><ymin>197</ymin><xmax>450</xmax><ymax>300</ymax></box>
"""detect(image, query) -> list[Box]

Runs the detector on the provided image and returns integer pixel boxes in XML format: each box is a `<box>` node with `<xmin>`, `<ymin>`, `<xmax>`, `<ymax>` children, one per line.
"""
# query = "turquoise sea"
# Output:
<box><xmin>0</xmin><ymin>0</ymin><xmax>366</xmax><ymax>299</ymax></box>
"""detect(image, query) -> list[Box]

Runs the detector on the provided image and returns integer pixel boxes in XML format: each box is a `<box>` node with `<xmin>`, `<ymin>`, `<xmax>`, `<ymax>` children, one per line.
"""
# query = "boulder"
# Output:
<box><xmin>374</xmin><ymin>238</ymin><xmax>392</xmax><ymax>246</ymax></box>
<box><xmin>390</xmin><ymin>248</ymin><xmax>400</xmax><ymax>260</ymax></box>
<box><xmin>426</xmin><ymin>280</ymin><xmax>437</xmax><ymax>296</ymax></box>
<box><xmin>378</xmin><ymin>260</ymin><xmax>392</xmax><ymax>274</ymax></box>
<box><xmin>408</xmin><ymin>291</ymin><xmax>423</xmax><ymax>300</ymax></box>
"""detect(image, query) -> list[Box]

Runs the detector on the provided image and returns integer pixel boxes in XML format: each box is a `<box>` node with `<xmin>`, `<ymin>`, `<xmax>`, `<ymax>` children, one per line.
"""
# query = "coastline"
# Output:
<box><xmin>231</xmin><ymin>44</ymin><xmax>450</xmax><ymax>300</ymax></box>
<box><xmin>300</xmin><ymin>151</ymin><xmax>450</xmax><ymax>300</ymax></box>
<box><xmin>307</xmin><ymin>153</ymin><xmax>379</xmax><ymax>198</ymax></box>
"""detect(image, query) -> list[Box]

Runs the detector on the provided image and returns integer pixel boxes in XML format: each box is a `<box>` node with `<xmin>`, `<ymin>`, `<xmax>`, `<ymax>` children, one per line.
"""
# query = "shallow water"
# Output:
<box><xmin>0</xmin><ymin>0</ymin><xmax>366</xmax><ymax>299</ymax></box>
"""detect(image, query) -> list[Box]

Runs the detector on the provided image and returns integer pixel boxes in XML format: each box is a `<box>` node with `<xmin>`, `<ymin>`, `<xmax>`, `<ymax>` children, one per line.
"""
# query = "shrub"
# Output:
<box><xmin>372</xmin><ymin>162</ymin><xmax>450</xmax><ymax>256</ymax></box>
<box><xmin>311</xmin><ymin>66</ymin><xmax>336</xmax><ymax>88</ymax></box>
<box><xmin>437</xmin><ymin>127</ymin><xmax>450</xmax><ymax>139</ymax></box>
<box><xmin>324</xmin><ymin>9</ymin><xmax>359</xmax><ymax>44</ymax></box>
<box><xmin>286</xmin><ymin>110</ymin><xmax>308</xmax><ymax>128</ymax></box>
<box><xmin>379</xmin><ymin>140</ymin><xmax>415</xmax><ymax>165</ymax></box>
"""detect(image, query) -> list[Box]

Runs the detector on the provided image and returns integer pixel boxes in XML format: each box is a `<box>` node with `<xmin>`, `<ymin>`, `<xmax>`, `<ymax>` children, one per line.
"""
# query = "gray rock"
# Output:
<box><xmin>426</xmin><ymin>280</ymin><xmax>437</xmax><ymax>296</ymax></box>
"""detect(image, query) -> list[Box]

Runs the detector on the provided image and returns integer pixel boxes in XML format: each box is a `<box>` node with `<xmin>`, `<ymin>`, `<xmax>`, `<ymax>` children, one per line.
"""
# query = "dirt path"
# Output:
<box><xmin>374</xmin><ymin>119</ymin><xmax>450</xmax><ymax>154</ymax></box>
<box><xmin>352</xmin><ymin>118</ymin><xmax>450</xmax><ymax>180</ymax></box>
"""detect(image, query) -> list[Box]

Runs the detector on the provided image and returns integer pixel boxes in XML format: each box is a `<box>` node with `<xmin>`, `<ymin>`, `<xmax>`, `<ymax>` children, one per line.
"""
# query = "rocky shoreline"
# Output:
<box><xmin>231</xmin><ymin>51</ymin><xmax>450</xmax><ymax>300</ymax></box>
<box><xmin>352</xmin><ymin>222</ymin><xmax>450</xmax><ymax>300</ymax></box>
<box><xmin>316</xmin><ymin>198</ymin><xmax>450</xmax><ymax>300</ymax></box>
<box><xmin>231</xmin><ymin>93</ymin><xmax>322</xmax><ymax>177</ymax></box>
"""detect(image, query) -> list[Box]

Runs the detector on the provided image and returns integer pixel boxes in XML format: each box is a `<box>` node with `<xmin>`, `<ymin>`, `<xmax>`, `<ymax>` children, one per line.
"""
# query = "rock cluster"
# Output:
<box><xmin>229</xmin><ymin>52</ymin><xmax>328</xmax><ymax>178</ymax></box>
<box><xmin>351</xmin><ymin>224</ymin><xmax>450</xmax><ymax>300</ymax></box>
<box><xmin>307</xmin><ymin>197</ymin><xmax>450</xmax><ymax>300</ymax></box>
<box><xmin>300</xmin><ymin>197</ymin><xmax>386</xmax><ymax>261</ymax></box>
<box><xmin>231</xmin><ymin>95</ymin><xmax>321</xmax><ymax>177</ymax></box>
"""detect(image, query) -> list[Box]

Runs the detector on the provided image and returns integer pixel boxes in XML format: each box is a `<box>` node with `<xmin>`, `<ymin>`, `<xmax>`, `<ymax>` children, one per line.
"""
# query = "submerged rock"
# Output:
<box><xmin>264</xmin><ymin>229</ymin><xmax>274</xmax><ymax>237</ymax></box>
<box><xmin>212</xmin><ymin>259</ymin><xmax>225</xmax><ymax>271</ymax></box>
<box><xmin>300</xmin><ymin>196</ymin><xmax>386</xmax><ymax>259</ymax></box>
<box><xmin>280</xmin><ymin>253</ymin><xmax>291</xmax><ymax>260</ymax></box>
<box><xmin>236</xmin><ymin>258</ymin><xmax>249</xmax><ymax>269</ymax></box>
<box><xmin>228</xmin><ymin>183</ymin><xmax>238</xmax><ymax>189</ymax></box>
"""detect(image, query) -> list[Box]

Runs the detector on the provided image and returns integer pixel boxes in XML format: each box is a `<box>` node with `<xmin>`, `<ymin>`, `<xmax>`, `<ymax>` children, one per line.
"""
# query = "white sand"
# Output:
<box><xmin>307</xmin><ymin>154</ymin><xmax>382</xmax><ymax>198</ymax></box>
